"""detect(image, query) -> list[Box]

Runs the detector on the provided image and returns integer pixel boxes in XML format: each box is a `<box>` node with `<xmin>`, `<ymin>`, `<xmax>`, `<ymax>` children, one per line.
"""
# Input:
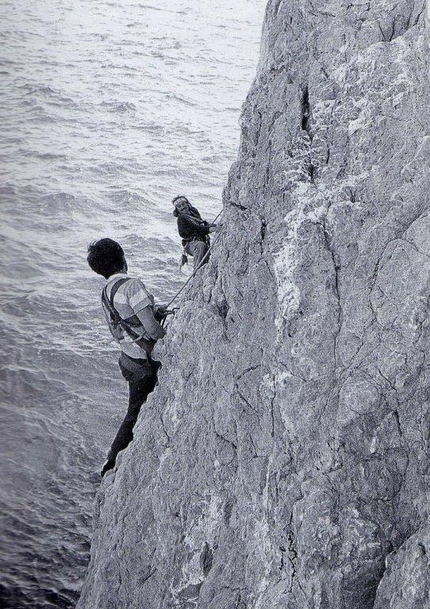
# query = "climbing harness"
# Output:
<box><xmin>102</xmin><ymin>277</ymin><xmax>173</xmax><ymax>348</ymax></box>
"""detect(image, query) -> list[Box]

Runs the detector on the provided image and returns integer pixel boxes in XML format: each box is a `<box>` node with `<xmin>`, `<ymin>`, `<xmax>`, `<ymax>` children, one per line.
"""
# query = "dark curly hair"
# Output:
<box><xmin>87</xmin><ymin>238</ymin><xmax>126</xmax><ymax>279</ymax></box>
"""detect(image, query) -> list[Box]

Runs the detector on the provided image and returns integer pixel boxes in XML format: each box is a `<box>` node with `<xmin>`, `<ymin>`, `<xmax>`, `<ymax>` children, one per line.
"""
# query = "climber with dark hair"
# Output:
<box><xmin>87</xmin><ymin>238</ymin><xmax>167</xmax><ymax>476</ymax></box>
<box><xmin>172</xmin><ymin>195</ymin><xmax>218</xmax><ymax>269</ymax></box>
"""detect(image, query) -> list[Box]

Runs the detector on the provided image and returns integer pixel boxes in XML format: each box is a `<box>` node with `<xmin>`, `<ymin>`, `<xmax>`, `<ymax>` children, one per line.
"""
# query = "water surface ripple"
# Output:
<box><xmin>0</xmin><ymin>0</ymin><xmax>265</xmax><ymax>606</ymax></box>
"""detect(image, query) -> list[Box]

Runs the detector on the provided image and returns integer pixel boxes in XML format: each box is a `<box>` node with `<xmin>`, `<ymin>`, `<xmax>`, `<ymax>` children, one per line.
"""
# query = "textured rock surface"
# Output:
<box><xmin>78</xmin><ymin>2</ymin><xmax>430</xmax><ymax>608</ymax></box>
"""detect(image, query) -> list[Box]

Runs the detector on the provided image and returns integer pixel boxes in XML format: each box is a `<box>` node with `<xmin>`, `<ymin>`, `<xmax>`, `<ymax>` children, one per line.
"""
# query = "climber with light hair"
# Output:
<box><xmin>172</xmin><ymin>195</ymin><xmax>218</xmax><ymax>269</ymax></box>
<box><xmin>87</xmin><ymin>238</ymin><xmax>168</xmax><ymax>477</ymax></box>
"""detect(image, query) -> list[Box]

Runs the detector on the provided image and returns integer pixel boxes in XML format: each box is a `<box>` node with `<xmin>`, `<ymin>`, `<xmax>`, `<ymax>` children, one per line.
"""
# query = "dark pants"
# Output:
<box><xmin>107</xmin><ymin>358</ymin><xmax>159</xmax><ymax>463</ymax></box>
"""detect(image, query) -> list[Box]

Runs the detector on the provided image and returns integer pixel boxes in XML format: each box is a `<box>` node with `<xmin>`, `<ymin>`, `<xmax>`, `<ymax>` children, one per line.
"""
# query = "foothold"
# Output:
<box><xmin>217</xmin><ymin>300</ymin><xmax>229</xmax><ymax>319</ymax></box>
<box><xmin>200</xmin><ymin>542</ymin><xmax>214</xmax><ymax>577</ymax></box>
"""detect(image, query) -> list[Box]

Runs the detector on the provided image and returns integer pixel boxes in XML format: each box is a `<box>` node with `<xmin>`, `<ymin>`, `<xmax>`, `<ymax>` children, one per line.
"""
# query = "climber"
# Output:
<box><xmin>87</xmin><ymin>238</ymin><xmax>168</xmax><ymax>477</ymax></box>
<box><xmin>172</xmin><ymin>195</ymin><xmax>218</xmax><ymax>269</ymax></box>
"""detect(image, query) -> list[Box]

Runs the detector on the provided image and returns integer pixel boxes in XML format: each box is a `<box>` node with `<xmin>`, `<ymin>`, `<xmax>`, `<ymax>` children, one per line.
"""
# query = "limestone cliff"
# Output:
<box><xmin>77</xmin><ymin>2</ymin><xmax>430</xmax><ymax>607</ymax></box>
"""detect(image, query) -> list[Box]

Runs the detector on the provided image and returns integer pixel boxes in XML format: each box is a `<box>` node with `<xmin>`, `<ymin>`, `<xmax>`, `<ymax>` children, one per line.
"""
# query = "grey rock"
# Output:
<box><xmin>373</xmin><ymin>525</ymin><xmax>430</xmax><ymax>609</ymax></box>
<box><xmin>77</xmin><ymin>1</ymin><xmax>430</xmax><ymax>607</ymax></box>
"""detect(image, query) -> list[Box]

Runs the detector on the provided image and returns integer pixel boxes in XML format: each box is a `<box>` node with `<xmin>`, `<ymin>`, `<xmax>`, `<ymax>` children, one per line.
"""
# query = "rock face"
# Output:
<box><xmin>77</xmin><ymin>2</ymin><xmax>430</xmax><ymax>608</ymax></box>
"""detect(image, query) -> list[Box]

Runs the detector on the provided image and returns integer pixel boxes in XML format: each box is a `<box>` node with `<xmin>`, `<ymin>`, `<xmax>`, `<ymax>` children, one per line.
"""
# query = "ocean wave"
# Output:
<box><xmin>18</xmin><ymin>83</ymin><xmax>76</xmax><ymax>105</ymax></box>
<box><xmin>164</xmin><ymin>92</ymin><xmax>198</xmax><ymax>107</ymax></box>
<box><xmin>0</xmin><ymin>0</ymin><xmax>266</xmax><ymax>604</ymax></box>
<box><xmin>99</xmin><ymin>101</ymin><xmax>137</xmax><ymax>113</ymax></box>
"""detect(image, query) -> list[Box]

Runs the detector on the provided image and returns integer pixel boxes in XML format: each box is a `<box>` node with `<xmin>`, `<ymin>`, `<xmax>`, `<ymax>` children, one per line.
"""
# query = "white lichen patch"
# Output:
<box><xmin>273</xmin><ymin>242</ymin><xmax>301</xmax><ymax>327</ymax></box>
<box><xmin>273</xmin><ymin>190</ymin><xmax>328</xmax><ymax>330</ymax></box>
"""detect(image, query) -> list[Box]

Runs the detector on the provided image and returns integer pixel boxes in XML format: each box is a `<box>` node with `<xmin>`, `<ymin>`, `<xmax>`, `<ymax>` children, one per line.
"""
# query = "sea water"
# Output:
<box><xmin>0</xmin><ymin>0</ymin><xmax>266</xmax><ymax>606</ymax></box>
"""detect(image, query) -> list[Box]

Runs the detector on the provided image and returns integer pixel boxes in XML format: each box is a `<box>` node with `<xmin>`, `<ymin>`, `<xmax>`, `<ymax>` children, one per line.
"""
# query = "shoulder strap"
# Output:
<box><xmin>181</xmin><ymin>213</ymin><xmax>207</xmax><ymax>228</ymax></box>
<box><xmin>101</xmin><ymin>278</ymin><xmax>154</xmax><ymax>356</ymax></box>
<box><xmin>189</xmin><ymin>206</ymin><xmax>202</xmax><ymax>219</ymax></box>
<box><xmin>109</xmin><ymin>277</ymin><xmax>130</xmax><ymax>306</ymax></box>
<box><xmin>101</xmin><ymin>277</ymin><xmax>130</xmax><ymax>324</ymax></box>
